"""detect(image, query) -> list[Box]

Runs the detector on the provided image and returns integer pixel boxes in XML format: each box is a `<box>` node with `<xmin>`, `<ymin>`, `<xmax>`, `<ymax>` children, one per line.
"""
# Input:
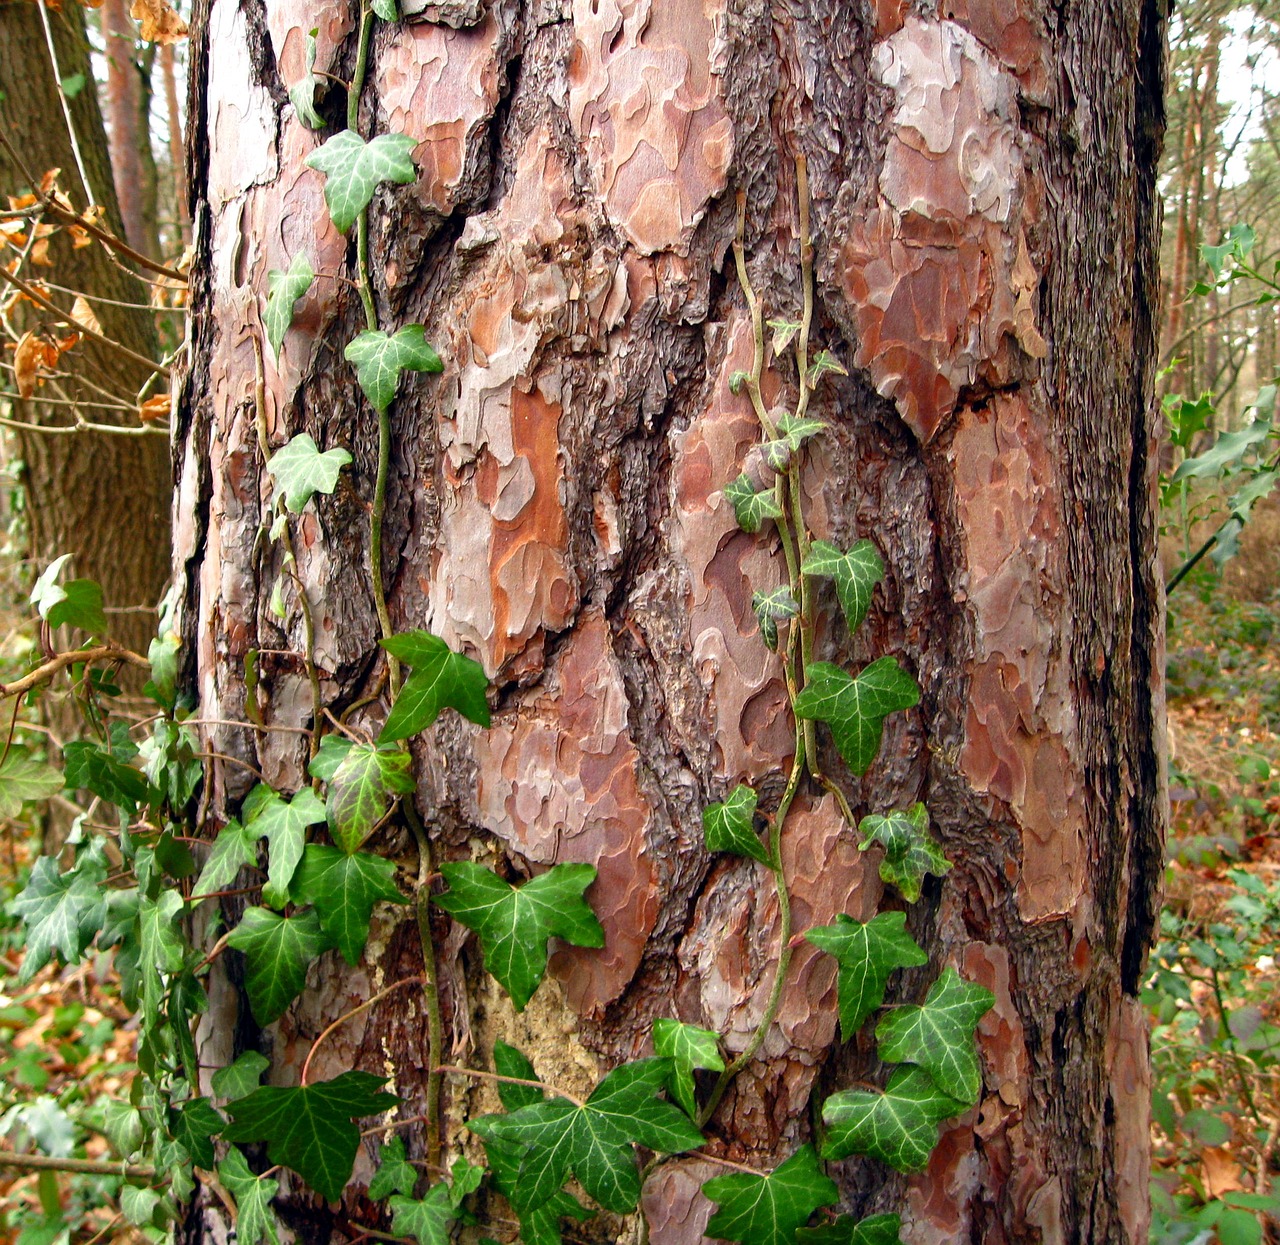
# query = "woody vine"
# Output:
<box><xmin>2</xmin><ymin>3</ymin><xmax>996</xmax><ymax>1242</ymax></box>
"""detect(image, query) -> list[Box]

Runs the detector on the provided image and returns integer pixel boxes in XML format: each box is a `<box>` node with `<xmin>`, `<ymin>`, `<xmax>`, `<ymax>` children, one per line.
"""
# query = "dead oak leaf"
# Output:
<box><xmin>130</xmin><ymin>0</ymin><xmax>188</xmax><ymax>43</ymax></box>
<box><xmin>13</xmin><ymin>332</ymin><xmax>58</xmax><ymax>399</ymax></box>
<box><xmin>68</xmin><ymin>295</ymin><xmax>101</xmax><ymax>336</ymax></box>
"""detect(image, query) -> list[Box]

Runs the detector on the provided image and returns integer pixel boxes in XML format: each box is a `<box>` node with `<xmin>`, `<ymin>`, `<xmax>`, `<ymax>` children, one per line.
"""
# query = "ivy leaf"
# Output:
<box><xmin>170</xmin><ymin>1097</ymin><xmax>224</xmax><ymax>1169</ymax></box>
<box><xmin>370</xmin><ymin>0</ymin><xmax>398</xmax><ymax>16</ymax></box>
<box><xmin>324</xmin><ymin>742</ymin><xmax>415</xmax><ymax>854</ymax></box>
<box><xmin>493</xmin><ymin>1040</ymin><xmax>545</xmax><ymax>1111</ymax></box>
<box><xmin>368</xmin><ymin>1135</ymin><xmax>418</xmax><ymax>1199</ymax></box>
<box><xmin>193</xmin><ymin>819</ymin><xmax>260</xmax><ymax>900</ymax></box>
<box><xmin>801</xmin><ymin>540</ymin><xmax>885</xmax><ymax>634</ymax></box>
<box><xmin>651</xmin><ymin>1018</ymin><xmax>724</xmax><ymax>1119</ymax></box>
<box><xmin>805</xmin><ymin>349</ymin><xmax>848</xmax><ymax>389</ymax></box>
<box><xmin>702</xmin><ymin>1145</ymin><xmax>839</xmax><ymax>1245</ymax></box>
<box><xmin>796</xmin><ymin>1213</ymin><xmax>902</xmax><ymax>1244</ymax></box>
<box><xmin>821</xmin><ymin>1065</ymin><xmax>967</xmax><ymax>1172</ymax></box>
<box><xmin>0</xmin><ymin>748</ymin><xmax>63</xmax><ymax>818</ymax></box>
<box><xmin>291</xmin><ymin>844</ymin><xmax>406</xmax><ymax>966</ymax></box>
<box><xmin>724</xmin><ymin>473</ymin><xmax>782</xmax><ymax>534</ymax></box>
<box><xmin>858</xmin><ymin>804</ymin><xmax>951</xmax><ymax>904</ymax></box>
<box><xmin>389</xmin><ymin>1184</ymin><xmax>454</xmax><ymax>1245</ymax></box>
<box><xmin>30</xmin><ymin>554</ymin><xmax>73</xmax><ymax>617</ymax></box>
<box><xmin>287</xmin><ymin>28</ymin><xmax>322</xmax><ymax>129</ymax></box>
<box><xmin>434</xmin><ymin>862</ymin><xmax>604</xmax><ymax>1011</ymax></box>
<box><xmin>751</xmin><ymin>586</ymin><xmax>799</xmax><ymax>652</ymax></box>
<box><xmin>344</xmin><ymin>325</ymin><xmax>443</xmax><ymax>412</ymax></box>
<box><xmin>31</xmin><ymin>557</ymin><xmax>108</xmax><ymax>636</ymax></box>
<box><xmin>380</xmin><ymin>630</ymin><xmax>491</xmax><ymax>740</ymax></box>
<box><xmin>218</xmin><ymin>1146</ymin><xmax>282</xmax><ymax>1245</ymax></box>
<box><xmin>875</xmin><ymin>967</ymin><xmax>994</xmax><ymax>1105</ymax></box>
<box><xmin>243</xmin><ymin>784</ymin><xmax>327</xmax><ymax>905</ymax></box>
<box><xmin>225</xmin><ymin>907</ymin><xmax>331</xmax><ymax>1025</ymax></box>
<box><xmin>10</xmin><ymin>855</ymin><xmax>107</xmax><ymax>983</ymax></box>
<box><xmin>702</xmin><ymin>784</ymin><xmax>769</xmax><ymax>865</ymax></box>
<box><xmin>266</xmin><ymin>433</ymin><xmax>352</xmax><ymax>513</ymax></box>
<box><xmin>304</xmin><ymin>129</ymin><xmax>417</xmax><ymax>233</ymax></box>
<box><xmin>804</xmin><ymin>912</ymin><xmax>927</xmax><ymax>1041</ymax></box>
<box><xmin>309</xmin><ymin>733</ymin><xmax>353</xmax><ymax>782</ymax></box>
<box><xmin>223</xmin><ymin>1071</ymin><xmax>398</xmax><ymax>1202</ymax></box>
<box><xmin>212</xmin><ymin>1051</ymin><xmax>270</xmax><ymax>1101</ymax></box>
<box><xmin>264</xmin><ymin>253</ymin><xmax>315</xmax><ymax>357</ymax></box>
<box><xmin>120</xmin><ymin>1185</ymin><xmax>161</xmax><ymax>1227</ymax></box>
<box><xmin>767</xmin><ymin>318</ymin><xmax>801</xmax><ymax>355</ymax></box>
<box><xmin>63</xmin><ymin>739</ymin><xmax>154</xmax><ymax>813</ymax></box>
<box><xmin>775</xmin><ymin>413</ymin><xmax>826</xmax><ymax>448</ymax></box>
<box><xmin>793</xmin><ymin>658</ymin><xmax>919</xmax><ymax>776</ymax></box>
<box><xmin>468</xmin><ymin>1058</ymin><xmax>703</xmax><ymax>1213</ymax></box>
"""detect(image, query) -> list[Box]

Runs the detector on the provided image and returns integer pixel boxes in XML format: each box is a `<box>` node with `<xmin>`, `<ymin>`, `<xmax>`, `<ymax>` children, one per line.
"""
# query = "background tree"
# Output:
<box><xmin>174</xmin><ymin>1</ymin><xmax>1168</xmax><ymax>1242</ymax></box>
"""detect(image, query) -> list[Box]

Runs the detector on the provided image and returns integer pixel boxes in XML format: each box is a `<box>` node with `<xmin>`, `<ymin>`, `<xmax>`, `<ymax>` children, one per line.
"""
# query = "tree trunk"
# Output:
<box><xmin>176</xmin><ymin>0</ymin><xmax>1168</xmax><ymax>1241</ymax></box>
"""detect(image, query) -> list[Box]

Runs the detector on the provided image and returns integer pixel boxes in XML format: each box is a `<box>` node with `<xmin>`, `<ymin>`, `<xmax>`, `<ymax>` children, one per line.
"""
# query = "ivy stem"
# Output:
<box><xmin>0</xmin><ymin>1153</ymin><xmax>155</xmax><ymax>1179</ymax></box>
<box><xmin>348</xmin><ymin>3</ymin><xmax>374</xmax><ymax>132</ymax></box>
<box><xmin>406</xmin><ymin>803</ymin><xmax>444</xmax><ymax>1168</ymax></box>
<box><xmin>435</xmin><ymin>1064</ymin><xmax>586</xmax><ymax>1110</ymax></box>
<box><xmin>300</xmin><ymin>975</ymin><xmax>424</xmax><ymax>1087</ymax></box>
<box><xmin>370</xmin><ymin>401</ymin><xmax>400</xmax><ymax>697</ymax></box>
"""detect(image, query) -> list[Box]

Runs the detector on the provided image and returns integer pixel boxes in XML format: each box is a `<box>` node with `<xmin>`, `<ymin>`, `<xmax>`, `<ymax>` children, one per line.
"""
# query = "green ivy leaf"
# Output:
<box><xmin>434</xmin><ymin>862</ymin><xmax>603</xmax><ymax>1011</ymax></box>
<box><xmin>370</xmin><ymin>0</ymin><xmax>398</xmax><ymax>16</ymax></box>
<box><xmin>10</xmin><ymin>854</ymin><xmax>106</xmax><ymax>983</ymax></box>
<box><xmin>651</xmin><ymin>1018</ymin><xmax>724</xmax><ymax>1119</ymax></box>
<box><xmin>225</xmin><ymin>907</ymin><xmax>331</xmax><ymax>1025</ymax></box>
<box><xmin>801</xmin><ymin>540</ymin><xmax>884</xmax><ymax>634</ymax></box>
<box><xmin>63</xmin><ymin>739</ymin><xmax>153</xmax><ymax>813</ymax></box>
<box><xmin>291</xmin><ymin>844</ymin><xmax>406</xmax><ymax>966</ymax></box>
<box><xmin>192</xmin><ymin>819</ymin><xmax>260</xmax><ymax>900</ymax></box>
<box><xmin>30</xmin><ymin>553</ymin><xmax>72</xmax><ymax>617</ymax></box>
<box><xmin>287</xmin><ymin>28</ymin><xmax>322</xmax><ymax>129</ymax></box>
<box><xmin>30</xmin><ymin>557</ymin><xmax>108</xmax><ymax>636</ymax></box>
<box><xmin>368</xmin><ymin>1136</ymin><xmax>418</xmax><ymax>1199</ymax></box>
<box><xmin>266</xmin><ymin>433</ymin><xmax>352</xmax><ymax>513</ymax></box>
<box><xmin>380</xmin><ymin>630</ymin><xmax>491</xmax><ymax>741</ymax></box>
<box><xmin>0</xmin><ymin>748</ymin><xmax>63</xmax><ymax>818</ymax></box>
<box><xmin>170</xmin><ymin>1097</ymin><xmax>224</xmax><ymax>1169</ymax></box>
<box><xmin>309</xmin><ymin>733</ymin><xmax>353</xmax><ymax>782</ymax></box>
<box><xmin>218</xmin><ymin>1146</ymin><xmax>281</xmax><ymax>1245</ymax></box>
<box><xmin>223</xmin><ymin>1071</ymin><xmax>398</xmax><ymax>1202</ymax></box>
<box><xmin>702</xmin><ymin>784</ymin><xmax>769</xmax><ymax>865</ymax></box>
<box><xmin>468</xmin><ymin>1058</ymin><xmax>703</xmax><ymax>1213</ymax></box>
<box><xmin>804</xmin><ymin>912</ymin><xmax>928</xmax><ymax>1041</ymax></box>
<box><xmin>858</xmin><ymin>804</ymin><xmax>951</xmax><ymax>903</ymax></box>
<box><xmin>493</xmin><ymin>1040</ymin><xmax>545</xmax><ymax>1112</ymax></box>
<box><xmin>724</xmin><ymin>473</ymin><xmax>782</xmax><ymax>534</ymax></box>
<box><xmin>875</xmin><ymin>967</ymin><xmax>994</xmax><ymax>1105</ymax></box>
<box><xmin>702</xmin><ymin>1145</ymin><xmax>839</xmax><ymax>1245</ymax></box>
<box><xmin>212</xmin><ymin>1051</ymin><xmax>270</xmax><ymax>1101</ymax></box>
<box><xmin>821</xmin><ymin>1065</ymin><xmax>968</xmax><ymax>1172</ymax></box>
<box><xmin>775</xmin><ymin>413</ymin><xmax>827</xmax><ymax>448</ymax></box>
<box><xmin>751</xmin><ymin>586</ymin><xmax>799</xmax><ymax>652</ymax></box>
<box><xmin>389</xmin><ymin>1184</ymin><xmax>454</xmax><ymax>1245</ymax></box>
<box><xmin>138</xmin><ymin>888</ymin><xmax>186</xmax><ymax>1017</ymax></box>
<box><xmin>793</xmin><ymin>658</ymin><xmax>919</xmax><ymax>776</ymax></box>
<box><xmin>796</xmin><ymin>1212</ymin><xmax>902</xmax><ymax>1244</ymax></box>
<box><xmin>264</xmin><ymin>253</ymin><xmax>315</xmax><ymax>357</ymax></box>
<box><xmin>304</xmin><ymin>129</ymin><xmax>417</xmax><ymax>233</ymax></box>
<box><xmin>120</xmin><ymin>1185</ymin><xmax>161</xmax><ymax>1227</ymax></box>
<box><xmin>324</xmin><ymin>742</ymin><xmax>415</xmax><ymax>854</ymax></box>
<box><xmin>243</xmin><ymin>784</ymin><xmax>326</xmax><ymax>906</ymax></box>
<box><xmin>344</xmin><ymin>325</ymin><xmax>443</xmax><ymax>412</ymax></box>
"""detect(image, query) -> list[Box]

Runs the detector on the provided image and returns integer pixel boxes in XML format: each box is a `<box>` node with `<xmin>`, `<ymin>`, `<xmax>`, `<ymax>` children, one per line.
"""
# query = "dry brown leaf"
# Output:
<box><xmin>1200</xmin><ymin>1146</ymin><xmax>1245</xmax><ymax>1199</ymax></box>
<box><xmin>129</xmin><ymin>0</ymin><xmax>188</xmax><ymax>43</ymax></box>
<box><xmin>12</xmin><ymin>332</ymin><xmax>57</xmax><ymax>399</ymax></box>
<box><xmin>7</xmin><ymin>193</ymin><xmax>37</xmax><ymax>212</ymax></box>
<box><xmin>138</xmin><ymin>394</ymin><xmax>170</xmax><ymax>423</ymax></box>
<box><xmin>38</xmin><ymin>168</ymin><xmax>61</xmax><ymax>196</ymax></box>
<box><xmin>0</xmin><ymin>220</ymin><xmax>27</xmax><ymax>249</ymax></box>
<box><xmin>69</xmin><ymin>295</ymin><xmax>102</xmax><ymax>336</ymax></box>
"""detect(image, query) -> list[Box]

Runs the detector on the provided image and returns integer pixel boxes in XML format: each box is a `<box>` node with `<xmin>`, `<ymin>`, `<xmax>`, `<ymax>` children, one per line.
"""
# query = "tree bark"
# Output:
<box><xmin>176</xmin><ymin>0</ymin><xmax>1169</xmax><ymax>1241</ymax></box>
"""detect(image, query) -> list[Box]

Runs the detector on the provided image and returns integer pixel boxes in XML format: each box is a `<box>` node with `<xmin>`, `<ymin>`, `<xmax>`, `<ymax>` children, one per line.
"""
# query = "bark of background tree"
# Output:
<box><xmin>176</xmin><ymin>0</ymin><xmax>1169</xmax><ymax>1241</ymax></box>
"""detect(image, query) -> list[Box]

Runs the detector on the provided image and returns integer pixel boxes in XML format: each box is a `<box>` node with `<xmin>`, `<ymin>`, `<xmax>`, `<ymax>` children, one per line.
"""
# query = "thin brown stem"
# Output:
<box><xmin>1</xmin><ymin>645</ymin><xmax>150</xmax><ymax>699</ymax></box>
<box><xmin>0</xmin><ymin>1152</ymin><xmax>154</xmax><ymax>1179</ymax></box>
<box><xmin>435</xmin><ymin>1064</ymin><xmax>583</xmax><ymax>1110</ymax></box>
<box><xmin>301</xmin><ymin>977</ymin><xmax>423</xmax><ymax>1086</ymax></box>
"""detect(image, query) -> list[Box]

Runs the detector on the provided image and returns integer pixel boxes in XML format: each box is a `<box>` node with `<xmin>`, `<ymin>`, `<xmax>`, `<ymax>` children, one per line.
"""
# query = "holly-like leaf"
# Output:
<box><xmin>324</xmin><ymin>742</ymin><xmax>415</xmax><ymax>854</ymax></box>
<box><xmin>223</xmin><ymin>1071</ymin><xmax>398</xmax><ymax>1202</ymax></box>
<box><xmin>858</xmin><ymin>804</ymin><xmax>951</xmax><ymax>904</ymax></box>
<box><xmin>793</xmin><ymin>658</ymin><xmax>919</xmax><ymax>776</ymax></box>
<box><xmin>170</xmin><ymin>1096</ymin><xmax>224</xmax><ymax>1168</ymax></box>
<box><xmin>434</xmin><ymin>862</ymin><xmax>603</xmax><ymax>1011</ymax></box>
<box><xmin>266</xmin><ymin>433</ymin><xmax>352</xmax><ymax>513</ymax></box>
<box><xmin>702</xmin><ymin>1145</ymin><xmax>839</xmax><ymax>1245</ymax></box>
<box><xmin>801</xmin><ymin>540</ymin><xmax>884</xmax><ymax>634</ymax></box>
<box><xmin>264</xmin><ymin>253</ymin><xmax>315</xmax><ymax>357</ymax></box>
<box><xmin>389</xmin><ymin>1184</ymin><xmax>454</xmax><ymax>1245</ymax></box>
<box><xmin>10</xmin><ymin>854</ymin><xmax>107</xmax><ymax>982</ymax></box>
<box><xmin>63</xmin><ymin>739</ymin><xmax>153</xmax><ymax>812</ymax></box>
<box><xmin>304</xmin><ymin>129</ymin><xmax>417</xmax><ymax>233</ymax></box>
<box><xmin>212</xmin><ymin>1051</ymin><xmax>270</xmax><ymax>1101</ymax></box>
<box><xmin>751</xmin><ymin>586</ymin><xmax>799</xmax><ymax>652</ymax></box>
<box><xmin>218</xmin><ymin>1146</ymin><xmax>281</xmax><ymax>1245</ymax></box>
<box><xmin>291</xmin><ymin>844</ymin><xmax>406</xmax><ymax>965</ymax></box>
<box><xmin>192</xmin><ymin>819</ymin><xmax>260</xmax><ymax>900</ymax></box>
<box><xmin>344</xmin><ymin>325</ymin><xmax>443</xmax><ymax>412</ymax></box>
<box><xmin>380</xmin><ymin>630</ymin><xmax>491</xmax><ymax>740</ymax></box>
<box><xmin>0</xmin><ymin>748</ymin><xmax>63</xmax><ymax>818</ymax></box>
<box><xmin>702</xmin><ymin>784</ymin><xmax>769</xmax><ymax>865</ymax></box>
<box><xmin>796</xmin><ymin>1213</ymin><xmax>902</xmax><ymax>1245</ymax></box>
<box><xmin>468</xmin><ymin>1058</ymin><xmax>703</xmax><ymax>1213</ymax></box>
<box><xmin>287</xmin><ymin>28</ymin><xmax>322</xmax><ymax>129</ymax></box>
<box><xmin>804</xmin><ymin>912</ymin><xmax>927</xmax><ymax>1040</ymax></box>
<box><xmin>368</xmin><ymin>1135</ymin><xmax>418</xmax><ymax>1200</ymax></box>
<box><xmin>242</xmin><ymin>784</ymin><xmax>326</xmax><ymax>905</ymax></box>
<box><xmin>724</xmin><ymin>473</ymin><xmax>782</xmax><ymax>534</ymax></box>
<box><xmin>875</xmin><ymin>967</ymin><xmax>994</xmax><ymax>1105</ymax></box>
<box><xmin>652</xmin><ymin>1018</ymin><xmax>724</xmax><ymax>1119</ymax></box>
<box><xmin>821</xmin><ymin>1065</ymin><xmax>968</xmax><ymax>1172</ymax></box>
<box><xmin>225</xmin><ymin>907</ymin><xmax>330</xmax><ymax>1025</ymax></box>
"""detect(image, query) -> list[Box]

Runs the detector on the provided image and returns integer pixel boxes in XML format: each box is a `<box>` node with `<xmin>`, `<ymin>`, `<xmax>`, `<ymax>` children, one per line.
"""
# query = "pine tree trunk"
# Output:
<box><xmin>176</xmin><ymin>1</ymin><xmax>1169</xmax><ymax>1240</ymax></box>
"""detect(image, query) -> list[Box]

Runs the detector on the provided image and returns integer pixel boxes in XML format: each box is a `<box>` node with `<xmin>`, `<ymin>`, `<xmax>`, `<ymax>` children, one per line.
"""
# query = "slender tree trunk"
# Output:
<box><xmin>176</xmin><ymin>1</ymin><xmax>1168</xmax><ymax>1241</ymax></box>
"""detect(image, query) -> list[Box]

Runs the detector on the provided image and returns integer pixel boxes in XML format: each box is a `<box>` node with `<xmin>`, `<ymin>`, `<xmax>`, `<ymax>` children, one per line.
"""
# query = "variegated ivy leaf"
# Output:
<box><xmin>10</xmin><ymin>854</ymin><xmax>107</xmax><ymax>983</ymax></box>
<box><xmin>805</xmin><ymin>348</ymin><xmax>848</xmax><ymax>389</ymax></box>
<box><xmin>0</xmin><ymin>747</ymin><xmax>63</xmax><ymax>818</ymax></box>
<box><xmin>652</xmin><ymin>1018</ymin><xmax>724</xmax><ymax>1119</ymax></box>
<box><xmin>804</xmin><ymin>912</ymin><xmax>927</xmax><ymax>1040</ymax></box>
<box><xmin>874</xmin><ymin>966</ymin><xmax>994</xmax><ymax>1105</ymax></box>
<box><xmin>702</xmin><ymin>784</ymin><xmax>770</xmax><ymax>865</ymax></box>
<box><xmin>304</xmin><ymin>129</ymin><xmax>417</xmax><ymax>233</ymax></box>
<box><xmin>287</xmin><ymin>27</ymin><xmax>322</xmax><ymax>129</ymax></box>
<box><xmin>767</xmin><ymin>318</ymin><xmax>802</xmax><ymax>355</ymax></box>
<box><xmin>751</xmin><ymin>585</ymin><xmax>799</xmax><ymax>652</ymax></box>
<box><xmin>724</xmin><ymin>473</ymin><xmax>782</xmax><ymax>534</ymax></box>
<box><xmin>802</xmin><ymin>539</ymin><xmax>884</xmax><ymax>634</ymax></box>
<box><xmin>266</xmin><ymin>432</ymin><xmax>352</xmax><ymax>513</ymax></box>
<box><xmin>793</xmin><ymin>657</ymin><xmax>919</xmax><ymax>776</ymax></box>
<box><xmin>344</xmin><ymin>325</ymin><xmax>443</xmax><ymax>412</ymax></box>
<box><xmin>325</xmin><ymin>743</ymin><xmax>415</xmax><ymax>854</ymax></box>
<box><xmin>775</xmin><ymin>413</ymin><xmax>826</xmax><ymax>449</ymax></box>
<box><xmin>702</xmin><ymin>1145</ymin><xmax>839</xmax><ymax>1245</ymax></box>
<box><xmin>858</xmin><ymin>803</ymin><xmax>951</xmax><ymax>904</ymax></box>
<box><xmin>264</xmin><ymin>253</ymin><xmax>315</xmax><ymax>357</ymax></box>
